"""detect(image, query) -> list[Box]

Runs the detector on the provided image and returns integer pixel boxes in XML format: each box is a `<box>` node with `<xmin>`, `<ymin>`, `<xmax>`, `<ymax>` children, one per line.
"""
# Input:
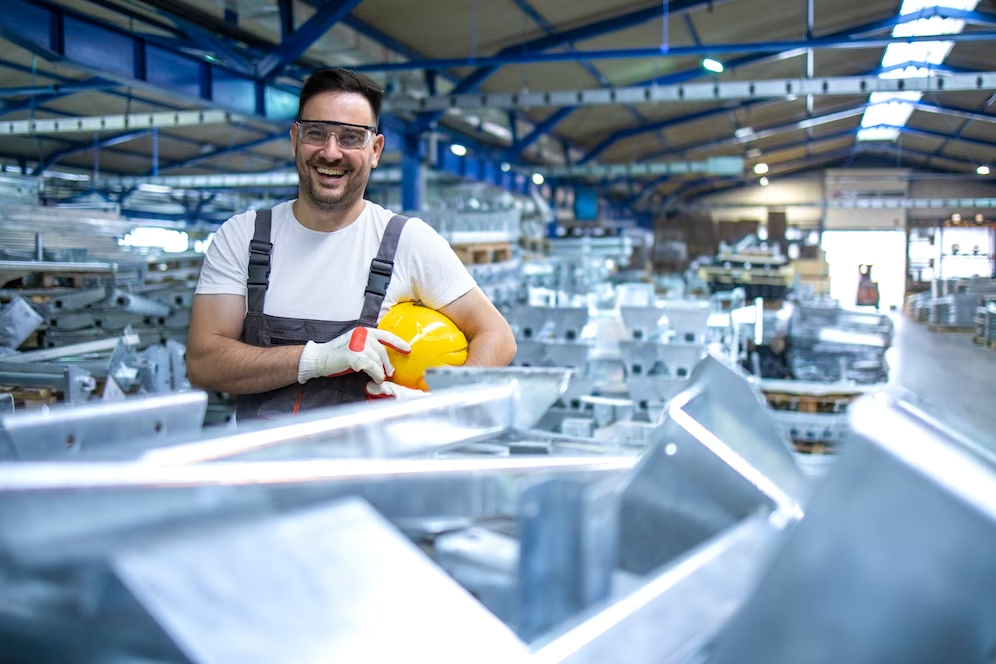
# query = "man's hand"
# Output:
<box><xmin>298</xmin><ymin>327</ymin><xmax>410</xmax><ymax>384</ymax></box>
<box><xmin>365</xmin><ymin>381</ymin><xmax>430</xmax><ymax>400</ymax></box>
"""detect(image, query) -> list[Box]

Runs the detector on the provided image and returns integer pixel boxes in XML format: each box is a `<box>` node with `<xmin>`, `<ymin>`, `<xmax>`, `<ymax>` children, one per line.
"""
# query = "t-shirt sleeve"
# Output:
<box><xmin>194</xmin><ymin>211</ymin><xmax>254</xmax><ymax>297</ymax></box>
<box><xmin>403</xmin><ymin>219</ymin><xmax>478</xmax><ymax>309</ymax></box>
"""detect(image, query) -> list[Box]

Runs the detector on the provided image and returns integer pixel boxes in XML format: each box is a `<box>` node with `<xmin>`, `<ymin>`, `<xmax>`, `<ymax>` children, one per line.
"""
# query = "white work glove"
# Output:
<box><xmin>297</xmin><ymin>327</ymin><xmax>410</xmax><ymax>385</ymax></box>
<box><xmin>365</xmin><ymin>381</ymin><xmax>431</xmax><ymax>400</ymax></box>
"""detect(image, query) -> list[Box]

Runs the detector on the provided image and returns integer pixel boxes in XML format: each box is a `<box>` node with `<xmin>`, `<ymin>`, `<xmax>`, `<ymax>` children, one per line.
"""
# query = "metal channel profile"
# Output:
<box><xmin>135</xmin><ymin>383</ymin><xmax>518</xmax><ymax>465</ymax></box>
<box><xmin>425</xmin><ymin>367</ymin><xmax>572</xmax><ymax>431</ymax></box>
<box><xmin>0</xmin><ymin>391</ymin><xmax>207</xmax><ymax>460</ymax></box>
<box><xmin>2</xmin><ymin>110</ymin><xmax>233</xmax><ymax>135</ymax></box>
<box><xmin>0</xmin><ymin>455</ymin><xmax>635</xmax><ymax>566</ymax></box>
<box><xmin>530</xmin><ymin>512</ymin><xmax>782</xmax><ymax>664</ymax></box>
<box><xmin>384</xmin><ymin>72</ymin><xmax>996</xmax><ymax>112</ymax></box>
<box><xmin>618</xmin><ymin>355</ymin><xmax>806</xmax><ymax>575</ymax></box>
<box><xmin>708</xmin><ymin>392</ymin><xmax>996</xmax><ymax>664</ymax></box>
<box><xmin>2</xmin><ymin>332</ymin><xmax>140</xmax><ymax>363</ymax></box>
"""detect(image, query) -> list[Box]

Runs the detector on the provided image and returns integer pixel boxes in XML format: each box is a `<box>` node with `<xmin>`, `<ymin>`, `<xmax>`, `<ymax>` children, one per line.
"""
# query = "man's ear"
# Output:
<box><xmin>370</xmin><ymin>133</ymin><xmax>385</xmax><ymax>168</ymax></box>
<box><xmin>289</xmin><ymin>123</ymin><xmax>298</xmax><ymax>159</ymax></box>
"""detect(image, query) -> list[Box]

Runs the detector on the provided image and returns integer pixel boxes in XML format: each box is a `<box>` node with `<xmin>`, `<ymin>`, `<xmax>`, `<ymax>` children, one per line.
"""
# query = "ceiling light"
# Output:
<box><xmin>500</xmin><ymin>162</ymin><xmax>511</xmax><ymax>172</ymax></box>
<box><xmin>976</xmin><ymin>214</ymin><xmax>985</xmax><ymax>222</ymax></box>
<box><xmin>753</xmin><ymin>163</ymin><xmax>769</xmax><ymax>175</ymax></box>
<box><xmin>702</xmin><ymin>58</ymin><xmax>724</xmax><ymax>73</ymax></box>
<box><xmin>745</xmin><ymin>148</ymin><xmax>763</xmax><ymax>159</ymax></box>
<box><xmin>759</xmin><ymin>176</ymin><xmax>769</xmax><ymax>186</ymax></box>
<box><xmin>735</xmin><ymin>127</ymin><xmax>754</xmax><ymax>139</ymax></box>
<box><xmin>532</xmin><ymin>173</ymin><xmax>545</xmax><ymax>185</ymax></box>
<box><xmin>978</xmin><ymin>165</ymin><xmax>991</xmax><ymax>175</ymax></box>
<box><xmin>952</xmin><ymin>214</ymin><xmax>962</xmax><ymax>222</ymax></box>
<box><xmin>450</xmin><ymin>144</ymin><xmax>467</xmax><ymax>157</ymax></box>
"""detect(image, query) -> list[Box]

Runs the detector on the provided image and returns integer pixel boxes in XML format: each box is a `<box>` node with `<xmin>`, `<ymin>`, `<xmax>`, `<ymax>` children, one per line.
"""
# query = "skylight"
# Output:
<box><xmin>856</xmin><ymin>0</ymin><xmax>980</xmax><ymax>142</ymax></box>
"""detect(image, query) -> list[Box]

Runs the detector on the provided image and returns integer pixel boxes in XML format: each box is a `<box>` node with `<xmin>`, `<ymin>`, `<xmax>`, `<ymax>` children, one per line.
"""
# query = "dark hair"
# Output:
<box><xmin>297</xmin><ymin>69</ymin><xmax>383</xmax><ymax>126</ymax></box>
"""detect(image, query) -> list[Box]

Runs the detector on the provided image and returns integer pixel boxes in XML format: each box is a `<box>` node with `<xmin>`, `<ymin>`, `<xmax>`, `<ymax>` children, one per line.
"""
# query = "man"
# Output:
<box><xmin>187</xmin><ymin>69</ymin><xmax>516</xmax><ymax>419</ymax></box>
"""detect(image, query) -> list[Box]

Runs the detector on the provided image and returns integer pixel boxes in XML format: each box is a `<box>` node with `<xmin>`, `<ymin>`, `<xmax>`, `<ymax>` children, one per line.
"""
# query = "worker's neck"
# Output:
<box><xmin>292</xmin><ymin>196</ymin><xmax>366</xmax><ymax>233</ymax></box>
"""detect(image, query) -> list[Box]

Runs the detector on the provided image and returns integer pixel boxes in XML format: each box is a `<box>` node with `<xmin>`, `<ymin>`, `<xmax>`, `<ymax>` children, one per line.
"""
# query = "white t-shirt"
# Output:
<box><xmin>195</xmin><ymin>200</ymin><xmax>477</xmax><ymax>321</ymax></box>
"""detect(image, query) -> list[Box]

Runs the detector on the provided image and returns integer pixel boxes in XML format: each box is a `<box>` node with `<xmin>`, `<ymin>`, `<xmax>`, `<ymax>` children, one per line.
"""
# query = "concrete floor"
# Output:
<box><xmin>887</xmin><ymin>314</ymin><xmax>996</xmax><ymax>451</ymax></box>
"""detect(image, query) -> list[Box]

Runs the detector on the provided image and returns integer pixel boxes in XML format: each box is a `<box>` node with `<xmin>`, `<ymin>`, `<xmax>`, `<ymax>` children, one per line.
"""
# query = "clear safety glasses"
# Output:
<box><xmin>295</xmin><ymin>120</ymin><xmax>377</xmax><ymax>150</ymax></box>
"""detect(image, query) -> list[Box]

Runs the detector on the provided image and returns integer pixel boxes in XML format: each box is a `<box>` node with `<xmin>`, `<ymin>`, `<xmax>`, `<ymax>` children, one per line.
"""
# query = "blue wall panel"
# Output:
<box><xmin>64</xmin><ymin>16</ymin><xmax>134</xmax><ymax>79</ymax></box>
<box><xmin>14</xmin><ymin>3</ymin><xmax>50</xmax><ymax>52</ymax></box>
<box><xmin>146</xmin><ymin>46</ymin><xmax>203</xmax><ymax>99</ymax></box>
<box><xmin>264</xmin><ymin>86</ymin><xmax>299</xmax><ymax>121</ymax></box>
<box><xmin>213</xmin><ymin>71</ymin><xmax>256</xmax><ymax>116</ymax></box>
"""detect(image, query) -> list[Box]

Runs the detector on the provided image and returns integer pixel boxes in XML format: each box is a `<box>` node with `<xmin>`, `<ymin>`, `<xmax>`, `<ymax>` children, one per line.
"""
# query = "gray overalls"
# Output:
<box><xmin>236</xmin><ymin>208</ymin><xmax>409</xmax><ymax>420</ymax></box>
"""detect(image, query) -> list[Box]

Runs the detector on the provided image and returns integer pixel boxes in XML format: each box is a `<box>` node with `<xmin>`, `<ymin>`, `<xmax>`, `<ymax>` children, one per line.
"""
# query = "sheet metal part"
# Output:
<box><xmin>0</xmin><ymin>391</ymin><xmax>207</xmax><ymax>461</ymax></box>
<box><xmin>709</xmin><ymin>392</ymin><xmax>996</xmax><ymax>663</ymax></box>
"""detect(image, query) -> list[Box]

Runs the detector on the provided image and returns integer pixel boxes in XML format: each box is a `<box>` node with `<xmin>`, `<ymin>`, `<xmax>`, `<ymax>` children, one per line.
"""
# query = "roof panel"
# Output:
<box><xmin>898</xmin><ymin>134</ymin><xmax>948</xmax><ymax>152</ymax></box>
<box><xmin>352</xmin><ymin>0</ymin><xmax>525</xmax><ymax>59</ymax></box>
<box><xmin>734</xmin><ymin>98</ymin><xmax>808</xmax><ymax>130</ymax></box>
<box><xmin>481</xmin><ymin>62</ymin><xmax>605</xmax><ymax>94</ymax></box>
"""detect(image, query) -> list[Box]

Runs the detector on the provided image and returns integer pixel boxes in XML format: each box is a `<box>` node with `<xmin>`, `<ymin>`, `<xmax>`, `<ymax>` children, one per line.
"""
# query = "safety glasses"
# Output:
<box><xmin>295</xmin><ymin>120</ymin><xmax>378</xmax><ymax>150</ymax></box>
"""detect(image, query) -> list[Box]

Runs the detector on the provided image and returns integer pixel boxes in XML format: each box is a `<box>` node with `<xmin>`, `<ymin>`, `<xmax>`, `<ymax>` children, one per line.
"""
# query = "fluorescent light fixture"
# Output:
<box><xmin>735</xmin><ymin>127</ymin><xmax>754</xmax><ymax>139</ymax></box>
<box><xmin>500</xmin><ymin>162</ymin><xmax>511</xmax><ymax>172</ymax></box>
<box><xmin>137</xmin><ymin>183</ymin><xmax>172</xmax><ymax>194</ymax></box>
<box><xmin>702</xmin><ymin>58</ymin><xmax>724</xmax><ymax>73</ymax></box>
<box><xmin>450</xmin><ymin>144</ymin><xmax>467</xmax><ymax>156</ymax></box>
<box><xmin>753</xmin><ymin>163</ymin><xmax>769</xmax><ymax>174</ymax></box>
<box><xmin>978</xmin><ymin>165</ymin><xmax>991</xmax><ymax>175</ymax></box>
<box><xmin>759</xmin><ymin>176</ymin><xmax>769</xmax><ymax>186</ymax></box>
<box><xmin>532</xmin><ymin>173</ymin><xmax>545</xmax><ymax>185</ymax></box>
<box><xmin>119</xmin><ymin>227</ymin><xmax>189</xmax><ymax>253</ymax></box>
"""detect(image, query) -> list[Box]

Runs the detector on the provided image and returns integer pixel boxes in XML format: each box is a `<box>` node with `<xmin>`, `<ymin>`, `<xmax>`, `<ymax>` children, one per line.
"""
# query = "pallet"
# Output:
<box><xmin>793</xmin><ymin>440</ymin><xmax>838</xmax><ymax>455</ymax></box>
<box><xmin>764</xmin><ymin>392</ymin><xmax>859</xmax><ymax>414</ymax></box>
<box><xmin>974</xmin><ymin>336</ymin><xmax>996</xmax><ymax>350</ymax></box>
<box><xmin>927</xmin><ymin>324</ymin><xmax>974</xmax><ymax>333</ymax></box>
<box><xmin>520</xmin><ymin>237</ymin><xmax>550</xmax><ymax>254</ymax></box>
<box><xmin>452</xmin><ymin>242</ymin><xmax>512</xmax><ymax>265</ymax></box>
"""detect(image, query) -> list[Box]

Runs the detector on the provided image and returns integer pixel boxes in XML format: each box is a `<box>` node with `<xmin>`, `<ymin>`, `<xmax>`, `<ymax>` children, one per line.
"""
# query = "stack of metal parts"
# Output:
<box><xmin>974</xmin><ymin>300</ymin><xmax>996</xmax><ymax>348</ymax></box>
<box><xmin>787</xmin><ymin>304</ymin><xmax>892</xmax><ymax>383</ymax></box>
<box><xmin>927</xmin><ymin>279</ymin><xmax>996</xmax><ymax>329</ymax></box>
<box><xmin>506</xmin><ymin>301</ymin><xmax>712</xmax><ymax>430</ymax></box>
<box><xmin>26</xmin><ymin>283</ymin><xmax>194</xmax><ymax>349</ymax></box>
<box><xmin>2</xmin><ymin>356</ymin><xmax>993</xmax><ymax>663</ymax></box>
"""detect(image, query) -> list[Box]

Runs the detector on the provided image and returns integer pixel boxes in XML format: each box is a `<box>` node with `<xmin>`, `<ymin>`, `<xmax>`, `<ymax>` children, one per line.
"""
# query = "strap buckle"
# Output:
<box><xmin>365</xmin><ymin>258</ymin><xmax>394</xmax><ymax>297</ymax></box>
<box><xmin>247</xmin><ymin>239</ymin><xmax>272</xmax><ymax>286</ymax></box>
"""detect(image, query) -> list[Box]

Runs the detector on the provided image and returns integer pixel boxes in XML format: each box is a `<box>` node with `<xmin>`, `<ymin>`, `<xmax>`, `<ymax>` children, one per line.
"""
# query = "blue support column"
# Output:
<box><xmin>401</xmin><ymin>133</ymin><xmax>422</xmax><ymax>212</ymax></box>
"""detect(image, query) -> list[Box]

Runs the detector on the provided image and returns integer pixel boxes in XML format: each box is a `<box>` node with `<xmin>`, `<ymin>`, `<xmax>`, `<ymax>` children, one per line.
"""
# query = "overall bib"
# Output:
<box><xmin>235</xmin><ymin>208</ymin><xmax>409</xmax><ymax>420</ymax></box>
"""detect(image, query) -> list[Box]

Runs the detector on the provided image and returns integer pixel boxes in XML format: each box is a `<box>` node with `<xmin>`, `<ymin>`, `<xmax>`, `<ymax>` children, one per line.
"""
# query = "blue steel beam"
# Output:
<box><xmin>353</xmin><ymin>30</ymin><xmax>996</xmax><ymax>72</ymax></box>
<box><xmin>508</xmin><ymin>13</ymin><xmax>954</xmax><ymax>156</ymax></box>
<box><xmin>0</xmin><ymin>0</ymin><xmax>300</xmax><ymax>122</ymax></box>
<box><xmin>580</xmin><ymin>101</ymin><xmax>771</xmax><ymax>164</ymax></box>
<box><xmin>417</xmin><ymin>0</ymin><xmax>733</xmax><ymax>130</ymax></box>
<box><xmin>154</xmin><ymin>132</ymin><xmax>288</xmax><ymax>175</ymax></box>
<box><xmin>256</xmin><ymin>0</ymin><xmax>365</xmax><ymax>80</ymax></box>
<box><xmin>911</xmin><ymin>101</ymin><xmax>996</xmax><ymax>124</ymax></box>
<box><xmin>0</xmin><ymin>80</ymin><xmax>119</xmax><ymax>97</ymax></box>
<box><xmin>900</xmin><ymin>126</ymin><xmax>996</xmax><ymax>153</ymax></box>
<box><xmin>502</xmin><ymin>0</ymin><xmax>662</xmax><ymax>156</ymax></box>
<box><xmin>506</xmin><ymin>108</ymin><xmax>576</xmax><ymax>160</ymax></box>
<box><xmin>637</xmin><ymin>104</ymin><xmax>869</xmax><ymax>163</ymax></box>
<box><xmin>279</xmin><ymin>0</ymin><xmax>295</xmax><ymax>38</ymax></box>
<box><xmin>35</xmin><ymin>129</ymin><xmax>153</xmax><ymax>174</ymax></box>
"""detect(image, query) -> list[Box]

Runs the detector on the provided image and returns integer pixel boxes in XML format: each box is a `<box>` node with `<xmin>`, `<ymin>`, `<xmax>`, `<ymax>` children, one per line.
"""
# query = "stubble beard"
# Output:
<box><xmin>297</xmin><ymin>157</ymin><xmax>369</xmax><ymax>212</ymax></box>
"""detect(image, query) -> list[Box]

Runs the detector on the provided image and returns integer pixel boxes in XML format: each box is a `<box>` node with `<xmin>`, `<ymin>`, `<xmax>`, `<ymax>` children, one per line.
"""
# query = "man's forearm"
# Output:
<box><xmin>187</xmin><ymin>334</ymin><xmax>304</xmax><ymax>394</ymax></box>
<box><xmin>464</xmin><ymin>328</ymin><xmax>517</xmax><ymax>367</ymax></box>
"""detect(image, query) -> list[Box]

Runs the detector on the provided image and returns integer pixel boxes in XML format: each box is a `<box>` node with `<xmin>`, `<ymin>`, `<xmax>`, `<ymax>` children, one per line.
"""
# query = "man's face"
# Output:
<box><xmin>291</xmin><ymin>91</ymin><xmax>384</xmax><ymax>212</ymax></box>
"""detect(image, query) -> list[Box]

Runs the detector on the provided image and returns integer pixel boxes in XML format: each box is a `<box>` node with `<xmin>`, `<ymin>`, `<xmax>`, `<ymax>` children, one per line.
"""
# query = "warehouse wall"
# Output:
<box><xmin>690</xmin><ymin>168</ymin><xmax>996</xmax><ymax>228</ymax></box>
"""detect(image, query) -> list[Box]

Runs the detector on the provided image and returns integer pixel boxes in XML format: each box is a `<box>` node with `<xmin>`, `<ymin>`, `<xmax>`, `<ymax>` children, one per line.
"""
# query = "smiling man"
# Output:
<box><xmin>186</xmin><ymin>69</ymin><xmax>516</xmax><ymax>420</ymax></box>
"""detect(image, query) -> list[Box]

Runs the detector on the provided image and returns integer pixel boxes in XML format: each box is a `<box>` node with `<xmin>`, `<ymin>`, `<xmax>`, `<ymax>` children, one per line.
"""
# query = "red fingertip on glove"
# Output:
<box><xmin>348</xmin><ymin>327</ymin><xmax>367</xmax><ymax>352</ymax></box>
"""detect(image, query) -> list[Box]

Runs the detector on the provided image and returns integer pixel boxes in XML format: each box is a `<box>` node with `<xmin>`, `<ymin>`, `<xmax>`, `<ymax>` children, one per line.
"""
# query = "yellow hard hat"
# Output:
<box><xmin>377</xmin><ymin>302</ymin><xmax>468</xmax><ymax>391</ymax></box>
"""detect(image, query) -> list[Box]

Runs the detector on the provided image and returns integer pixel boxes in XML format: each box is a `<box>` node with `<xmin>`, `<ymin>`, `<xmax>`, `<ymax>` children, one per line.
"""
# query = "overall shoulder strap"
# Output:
<box><xmin>246</xmin><ymin>209</ymin><xmax>273</xmax><ymax>314</ymax></box>
<box><xmin>358</xmin><ymin>214</ymin><xmax>410</xmax><ymax>326</ymax></box>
